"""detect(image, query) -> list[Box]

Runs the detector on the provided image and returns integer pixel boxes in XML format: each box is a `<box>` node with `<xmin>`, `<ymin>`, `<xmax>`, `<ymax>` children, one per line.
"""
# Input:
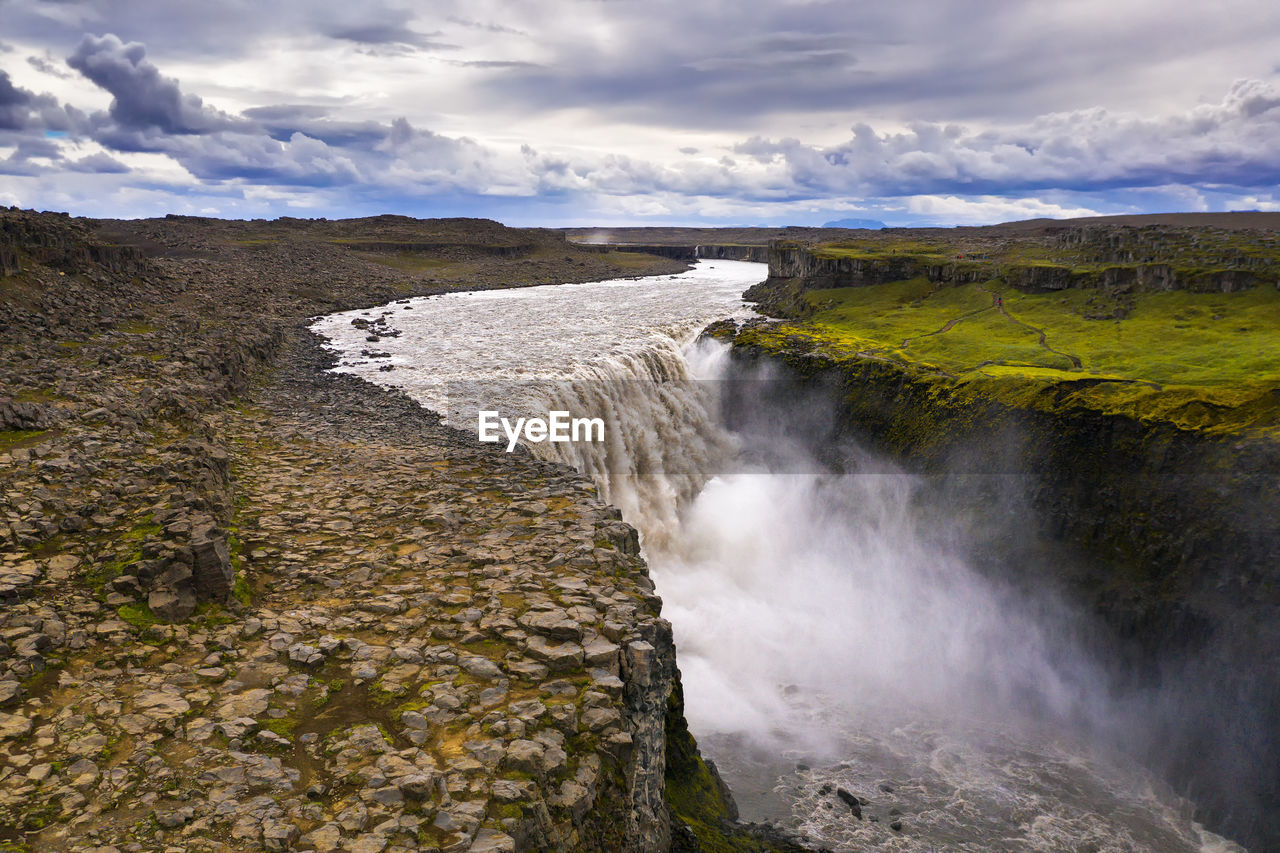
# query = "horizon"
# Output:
<box><xmin>2</xmin><ymin>1</ymin><xmax>1279</xmax><ymax>227</ymax></box>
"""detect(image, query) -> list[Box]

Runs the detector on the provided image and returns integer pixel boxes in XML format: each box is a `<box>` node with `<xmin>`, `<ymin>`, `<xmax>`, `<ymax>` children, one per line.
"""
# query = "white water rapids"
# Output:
<box><xmin>312</xmin><ymin>260</ymin><xmax>1243</xmax><ymax>853</ymax></box>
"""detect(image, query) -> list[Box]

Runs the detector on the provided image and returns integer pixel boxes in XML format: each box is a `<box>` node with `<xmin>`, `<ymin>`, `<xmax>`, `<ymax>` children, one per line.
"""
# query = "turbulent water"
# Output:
<box><xmin>313</xmin><ymin>260</ymin><xmax>1242</xmax><ymax>853</ymax></box>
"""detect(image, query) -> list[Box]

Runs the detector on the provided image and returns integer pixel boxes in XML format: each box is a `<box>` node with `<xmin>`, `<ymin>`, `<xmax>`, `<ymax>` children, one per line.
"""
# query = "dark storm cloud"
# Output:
<box><xmin>0</xmin><ymin>68</ymin><xmax>82</xmax><ymax>132</ymax></box>
<box><xmin>67</xmin><ymin>34</ymin><xmax>242</xmax><ymax>135</ymax></box>
<box><xmin>0</xmin><ymin>71</ymin><xmax>33</xmax><ymax>129</ymax></box>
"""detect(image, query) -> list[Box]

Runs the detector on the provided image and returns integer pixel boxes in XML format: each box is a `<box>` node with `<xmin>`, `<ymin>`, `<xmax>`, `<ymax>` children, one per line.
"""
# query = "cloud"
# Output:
<box><xmin>0</xmin><ymin>71</ymin><xmax>34</xmax><ymax>130</ymax></box>
<box><xmin>26</xmin><ymin>53</ymin><xmax>72</xmax><ymax>78</ymax></box>
<box><xmin>731</xmin><ymin>79</ymin><xmax>1280</xmax><ymax>198</ymax></box>
<box><xmin>66</xmin><ymin>151</ymin><xmax>128</xmax><ymax>173</ymax></box>
<box><xmin>67</xmin><ymin>34</ymin><xmax>241</xmax><ymax>135</ymax></box>
<box><xmin>0</xmin><ymin>69</ymin><xmax>82</xmax><ymax>133</ymax></box>
<box><xmin>241</xmin><ymin>104</ymin><xmax>331</xmax><ymax>123</ymax></box>
<box><xmin>446</xmin><ymin>16</ymin><xmax>526</xmax><ymax>36</ymax></box>
<box><xmin>325</xmin><ymin>23</ymin><xmax>456</xmax><ymax>52</ymax></box>
<box><xmin>2</xmin><ymin>5</ymin><xmax>1279</xmax><ymax>226</ymax></box>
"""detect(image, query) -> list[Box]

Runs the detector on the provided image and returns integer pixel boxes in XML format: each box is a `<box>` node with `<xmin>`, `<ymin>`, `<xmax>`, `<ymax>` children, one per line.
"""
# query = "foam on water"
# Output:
<box><xmin>312</xmin><ymin>260</ymin><xmax>1245</xmax><ymax>853</ymax></box>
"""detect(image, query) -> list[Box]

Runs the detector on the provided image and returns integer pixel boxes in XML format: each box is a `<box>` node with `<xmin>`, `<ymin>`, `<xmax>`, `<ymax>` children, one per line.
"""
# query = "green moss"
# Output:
<box><xmin>117</xmin><ymin>602</ymin><xmax>160</xmax><ymax>630</ymax></box>
<box><xmin>741</xmin><ymin>275</ymin><xmax>1280</xmax><ymax>436</ymax></box>
<box><xmin>0</xmin><ymin>429</ymin><xmax>47</xmax><ymax>452</ymax></box>
<box><xmin>259</xmin><ymin>717</ymin><xmax>297</xmax><ymax>738</ymax></box>
<box><xmin>664</xmin><ymin>682</ymin><xmax>805</xmax><ymax>853</ymax></box>
<box><xmin>121</xmin><ymin>522</ymin><xmax>161</xmax><ymax>541</ymax></box>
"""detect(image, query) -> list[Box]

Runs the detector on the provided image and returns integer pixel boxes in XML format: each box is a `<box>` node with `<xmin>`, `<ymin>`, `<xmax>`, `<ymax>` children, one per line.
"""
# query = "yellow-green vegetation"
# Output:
<box><xmin>0</xmin><ymin>429</ymin><xmax>47</xmax><ymax>452</ymax></box>
<box><xmin>742</xmin><ymin>275</ymin><xmax>1280</xmax><ymax>435</ymax></box>
<box><xmin>117</xmin><ymin>603</ymin><xmax>160</xmax><ymax>630</ymax></box>
<box><xmin>664</xmin><ymin>687</ymin><xmax>803</xmax><ymax>853</ymax></box>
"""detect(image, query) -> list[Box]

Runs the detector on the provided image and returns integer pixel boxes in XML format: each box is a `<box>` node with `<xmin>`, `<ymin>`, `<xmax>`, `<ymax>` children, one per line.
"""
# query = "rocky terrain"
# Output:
<box><xmin>0</xmin><ymin>210</ymin><xmax>794</xmax><ymax>853</ymax></box>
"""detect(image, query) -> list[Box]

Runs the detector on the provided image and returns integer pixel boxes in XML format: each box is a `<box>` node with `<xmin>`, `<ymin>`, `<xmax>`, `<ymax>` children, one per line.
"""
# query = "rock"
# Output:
<box><xmin>399</xmin><ymin>709</ymin><xmax>430</xmax><ymax>731</ymax></box>
<box><xmin>287</xmin><ymin>642</ymin><xmax>324</xmax><ymax>666</ymax></box>
<box><xmin>261</xmin><ymin>819</ymin><xmax>300</xmax><ymax>850</ymax></box>
<box><xmin>836</xmin><ymin>787</ymin><xmax>862</xmax><ymax>819</ymax></box>
<box><xmin>133</xmin><ymin>690</ymin><xmax>191</xmax><ymax>719</ymax></box>
<box><xmin>0</xmin><ymin>680</ymin><xmax>23</xmax><ymax>708</ymax></box>
<box><xmin>458</xmin><ymin>654</ymin><xmax>503</xmax><ymax>680</ymax></box>
<box><xmin>518</xmin><ymin>609</ymin><xmax>584</xmax><ymax>641</ymax></box>
<box><xmin>304</xmin><ymin>823</ymin><xmax>344</xmax><ymax>852</ymax></box>
<box><xmin>551</xmin><ymin>780</ymin><xmax>592</xmax><ymax>822</ymax></box>
<box><xmin>349</xmin><ymin>834</ymin><xmax>388</xmax><ymax>853</ymax></box>
<box><xmin>524</xmin><ymin>636</ymin><xmax>584</xmax><ymax>674</ymax></box>
<box><xmin>191</xmin><ymin>532</ymin><xmax>233</xmax><ymax>599</ymax></box>
<box><xmin>148</xmin><ymin>585</ymin><xmax>196</xmax><ymax>622</ymax></box>
<box><xmin>155</xmin><ymin>807</ymin><xmax>194</xmax><ymax>828</ymax></box>
<box><xmin>217</xmin><ymin>688</ymin><xmax>271</xmax><ymax>719</ymax></box>
<box><xmin>468</xmin><ymin>828</ymin><xmax>517</xmax><ymax>852</ymax></box>
<box><xmin>398</xmin><ymin>773</ymin><xmax>436</xmax><ymax>800</ymax></box>
<box><xmin>581</xmin><ymin>706</ymin><xmax>622</xmax><ymax>734</ymax></box>
<box><xmin>0</xmin><ymin>712</ymin><xmax>32</xmax><ymax>739</ymax></box>
<box><xmin>503</xmin><ymin>739</ymin><xmax>545</xmax><ymax>776</ymax></box>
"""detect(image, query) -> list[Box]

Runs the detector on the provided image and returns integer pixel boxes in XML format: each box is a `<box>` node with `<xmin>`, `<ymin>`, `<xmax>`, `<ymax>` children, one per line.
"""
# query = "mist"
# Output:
<box><xmin>542</xmin><ymin>337</ymin><xmax>1243</xmax><ymax>851</ymax></box>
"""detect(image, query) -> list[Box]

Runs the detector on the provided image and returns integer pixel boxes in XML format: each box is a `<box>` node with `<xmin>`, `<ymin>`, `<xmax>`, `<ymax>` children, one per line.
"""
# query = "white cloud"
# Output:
<box><xmin>896</xmin><ymin>195</ymin><xmax>1104</xmax><ymax>224</ymax></box>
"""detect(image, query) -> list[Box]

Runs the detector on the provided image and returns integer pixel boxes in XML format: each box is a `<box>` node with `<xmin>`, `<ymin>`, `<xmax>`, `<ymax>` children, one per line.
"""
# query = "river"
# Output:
<box><xmin>311</xmin><ymin>260</ymin><xmax>1242</xmax><ymax>853</ymax></box>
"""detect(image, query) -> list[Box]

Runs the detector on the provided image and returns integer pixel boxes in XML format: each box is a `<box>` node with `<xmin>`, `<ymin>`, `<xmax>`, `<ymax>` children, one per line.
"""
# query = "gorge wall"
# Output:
<box><xmin>723</xmin><ymin>235</ymin><xmax>1280</xmax><ymax>848</ymax></box>
<box><xmin>753</xmin><ymin>234</ymin><xmax>1277</xmax><ymax>319</ymax></box>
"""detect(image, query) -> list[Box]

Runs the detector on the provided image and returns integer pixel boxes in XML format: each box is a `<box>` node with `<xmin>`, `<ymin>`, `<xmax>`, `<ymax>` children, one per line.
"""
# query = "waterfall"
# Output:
<box><xmin>533</xmin><ymin>341</ymin><xmax>731</xmax><ymax>548</ymax></box>
<box><xmin>312</xmin><ymin>260</ymin><xmax>1246</xmax><ymax>853</ymax></box>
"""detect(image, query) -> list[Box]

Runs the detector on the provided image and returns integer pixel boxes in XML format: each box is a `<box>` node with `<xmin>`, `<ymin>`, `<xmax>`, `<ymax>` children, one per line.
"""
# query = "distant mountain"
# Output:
<box><xmin>822</xmin><ymin>217</ymin><xmax>887</xmax><ymax>229</ymax></box>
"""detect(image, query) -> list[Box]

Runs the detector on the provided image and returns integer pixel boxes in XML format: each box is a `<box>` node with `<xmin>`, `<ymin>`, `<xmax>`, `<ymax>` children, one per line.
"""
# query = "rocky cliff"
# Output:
<box><xmin>754</xmin><ymin>225</ymin><xmax>1278</xmax><ymax>317</ymax></box>
<box><xmin>0</xmin><ymin>210</ymin><xmax>782</xmax><ymax>853</ymax></box>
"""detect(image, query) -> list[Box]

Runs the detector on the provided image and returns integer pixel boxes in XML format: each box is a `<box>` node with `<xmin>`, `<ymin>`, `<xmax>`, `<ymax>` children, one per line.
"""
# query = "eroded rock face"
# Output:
<box><xmin>190</xmin><ymin>529</ymin><xmax>233</xmax><ymax>599</ymax></box>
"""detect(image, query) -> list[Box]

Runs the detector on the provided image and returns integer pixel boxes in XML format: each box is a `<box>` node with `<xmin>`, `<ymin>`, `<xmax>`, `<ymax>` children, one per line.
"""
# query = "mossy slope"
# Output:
<box><xmin>739</xmin><ymin>273</ymin><xmax>1280</xmax><ymax>437</ymax></box>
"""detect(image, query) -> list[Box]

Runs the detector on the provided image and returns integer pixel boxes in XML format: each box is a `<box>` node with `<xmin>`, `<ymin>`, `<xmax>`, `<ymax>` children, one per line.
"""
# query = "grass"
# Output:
<box><xmin>0</xmin><ymin>429</ymin><xmax>47</xmax><ymax>452</ymax></box>
<box><xmin>118</xmin><ymin>603</ymin><xmax>161</xmax><ymax>630</ymax></box>
<box><xmin>740</xmin><ymin>276</ymin><xmax>1280</xmax><ymax>435</ymax></box>
<box><xmin>117</xmin><ymin>320</ymin><xmax>157</xmax><ymax>334</ymax></box>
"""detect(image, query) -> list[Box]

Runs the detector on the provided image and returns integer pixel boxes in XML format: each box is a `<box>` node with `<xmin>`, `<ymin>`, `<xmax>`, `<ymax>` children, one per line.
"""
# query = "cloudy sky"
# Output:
<box><xmin>2</xmin><ymin>0</ymin><xmax>1279</xmax><ymax>226</ymax></box>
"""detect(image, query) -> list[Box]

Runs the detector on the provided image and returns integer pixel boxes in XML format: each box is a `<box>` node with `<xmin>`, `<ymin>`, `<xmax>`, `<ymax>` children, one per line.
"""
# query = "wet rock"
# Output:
<box><xmin>836</xmin><ymin>787</ymin><xmax>862</xmax><ymax>819</ymax></box>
